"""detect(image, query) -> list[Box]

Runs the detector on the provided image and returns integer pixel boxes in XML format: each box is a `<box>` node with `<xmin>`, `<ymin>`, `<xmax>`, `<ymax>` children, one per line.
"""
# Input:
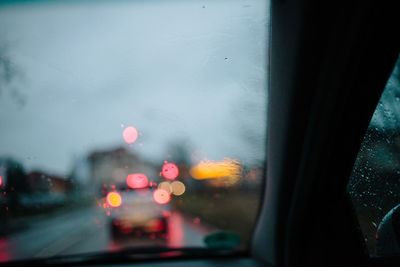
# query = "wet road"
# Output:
<box><xmin>0</xmin><ymin>205</ymin><xmax>213</xmax><ymax>262</ymax></box>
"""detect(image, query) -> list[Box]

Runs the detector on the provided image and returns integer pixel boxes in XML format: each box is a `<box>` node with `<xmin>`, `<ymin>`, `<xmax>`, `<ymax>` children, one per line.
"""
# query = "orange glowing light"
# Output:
<box><xmin>153</xmin><ymin>189</ymin><xmax>171</xmax><ymax>204</ymax></box>
<box><xmin>106</xmin><ymin>192</ymin><xmax>122</xmax><ymax>207</ymax></box>
<box><xmin>126</xmin><ymin>173</ymin><xmax>148</xmax><ymax>189</ymax></box>
<box><xmin>162</xmin><ymin>162</ymin><xmax>179</xmax><ymax>180</ymax></box>
<box><xmin>0</xmin><ymin>176</ymin><xmax>2</xmax><ymax>187</ymax></box>
<box><xmin>171</xmin><ymin>181</ymin><xmax>185</xmax><ymax>196</ymax></box>
<box><xmin>190</xmin><ymin>158</ymin><xmax>241</xmax><ymax>180</ymax></box>
<box><xmin>122</xmin><ymin>126</ymin><xmax>138</xmax><ymax>144</ymax></box>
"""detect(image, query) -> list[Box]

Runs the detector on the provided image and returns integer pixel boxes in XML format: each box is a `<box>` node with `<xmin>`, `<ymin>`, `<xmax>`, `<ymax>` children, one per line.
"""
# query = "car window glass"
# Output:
<box><xmin>348</xmin><ymin>55</ymin><xmax>400</xmax><ymax>256</ymax></box>
<box><xmin>0</xmin><ymin>0</ymin><xmax>269</xmax><ymax>262</ymax></box>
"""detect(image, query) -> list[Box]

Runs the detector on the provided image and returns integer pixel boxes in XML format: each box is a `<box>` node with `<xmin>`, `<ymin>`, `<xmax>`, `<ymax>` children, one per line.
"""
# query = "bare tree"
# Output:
<box><xmin>0</xmin><ymin>43</ymin><xmax>25</xmax><ymax>107</ymax></box>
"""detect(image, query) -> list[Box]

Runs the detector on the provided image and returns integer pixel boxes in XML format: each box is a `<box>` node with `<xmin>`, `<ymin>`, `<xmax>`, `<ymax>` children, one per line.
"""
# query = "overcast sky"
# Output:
<box><xmin>0</xmin><ymin>0</ymin><xmax>269</xmax><ymax>175</ymax></box>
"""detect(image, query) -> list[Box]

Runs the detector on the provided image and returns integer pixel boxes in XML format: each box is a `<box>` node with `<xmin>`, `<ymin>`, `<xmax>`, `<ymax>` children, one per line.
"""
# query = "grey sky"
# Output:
<box><xmin>0</xmin><ymin>0</ymin><xmax>268</xmax><ymax>175</ymax></box>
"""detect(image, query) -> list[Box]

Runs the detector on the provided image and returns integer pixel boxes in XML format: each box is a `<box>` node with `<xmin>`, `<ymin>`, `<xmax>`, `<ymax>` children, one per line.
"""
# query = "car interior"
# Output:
<box><xmin>1</xmin><ymin>0</ymin><xmax>400</xmax><ymax>266</ymax></box>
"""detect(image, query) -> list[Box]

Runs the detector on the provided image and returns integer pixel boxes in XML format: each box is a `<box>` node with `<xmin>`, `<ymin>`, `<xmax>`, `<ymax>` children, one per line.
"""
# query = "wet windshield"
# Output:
<box><xmin>0</xmin><ymin>0</ymin><xmax>269</xmax><ymax>262</ymax></box>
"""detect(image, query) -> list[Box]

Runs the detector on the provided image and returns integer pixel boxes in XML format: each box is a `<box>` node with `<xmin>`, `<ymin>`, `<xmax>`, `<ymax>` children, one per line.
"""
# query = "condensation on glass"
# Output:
<box><xmin>348</xmin><ymin>55</ymin><xmax>400</xmax><ymax>256</ymax></box>
<box><xmin>0</xmin><ymin>0</ymin><xmax>269</xmax><ymax>262</ymax></box>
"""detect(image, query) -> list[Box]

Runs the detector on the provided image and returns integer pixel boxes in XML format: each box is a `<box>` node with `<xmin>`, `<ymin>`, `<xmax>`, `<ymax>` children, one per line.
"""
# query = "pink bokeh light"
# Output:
<box><xmin>122</xmin><ymin>126</ymin><xmax>138</xmax><ymax>144</ymax></box>
<box><xmin>126</xmin><ymin>173</ymin><xmax>148</xmax><ymax>189</ymax></box>
<box><xmin>162</xmin><ymin>162</ymin><xmax>179</xmax><ymax>180</ymax></box>
<box><xmin>153</xmin><ymin>189</ymin><xmax>171</xmax><ymax>204</ymax></box>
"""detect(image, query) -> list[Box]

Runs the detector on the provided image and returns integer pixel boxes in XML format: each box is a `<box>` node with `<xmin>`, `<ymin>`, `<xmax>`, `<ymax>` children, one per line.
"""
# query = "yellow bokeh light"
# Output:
<box><xmin>171</xmin><ymin>181</ymin><xmax>186</xmax><ymax>196</ymax></box>
<box><xmin>106</xmin><ymin>192</ymin><xmax>122</xmax><ymax>207</ymax></box>
<box><xmin>189</xmin><ymin>158</ymin><xmax>242</xmax><ymax>180</ymax></box>
<box><xmin>158</xmin><ymin>181</ymin><xmax>172</xmax><ymax>193</ymax></box>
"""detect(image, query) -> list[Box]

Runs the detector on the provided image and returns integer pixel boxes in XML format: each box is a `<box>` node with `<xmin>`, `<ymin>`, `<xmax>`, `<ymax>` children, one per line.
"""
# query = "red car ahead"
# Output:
<box><xmin>107</xmin><ymin>186</ymin><xmax>170</xmax><ymax>239</ymax></box>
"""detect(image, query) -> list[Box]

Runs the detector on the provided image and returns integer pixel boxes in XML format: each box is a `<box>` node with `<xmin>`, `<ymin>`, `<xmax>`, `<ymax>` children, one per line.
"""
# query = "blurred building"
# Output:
<box><xmin>88</xmin><ymin>147</ymin><xmax>159</xmax><ymax>189</ymax></box>
<box><xmin>27</xmin><ymin>171</ymin><xmax>71</xmax><ymax>195</ymax></box>
<box><xmin>70</xmin><ymin>155</ymin><xmax>91</xmax><ymax>186</ymax></box>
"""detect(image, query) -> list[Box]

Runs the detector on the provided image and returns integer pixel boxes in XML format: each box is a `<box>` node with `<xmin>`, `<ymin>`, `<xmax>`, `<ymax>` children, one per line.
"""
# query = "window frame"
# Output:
<box><xmin>251</xmin><ymin>0</ymin><xmax>400</xmax><ymax>266</ymax></box>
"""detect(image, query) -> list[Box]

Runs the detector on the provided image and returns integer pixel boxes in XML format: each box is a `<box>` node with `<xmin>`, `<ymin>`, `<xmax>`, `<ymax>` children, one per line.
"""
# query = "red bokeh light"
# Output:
<box><xmin>162</xmin><ymin>162</ymin><xmax>179</xmax><ymax>180</ymax></box>
<box><xmin>126</xmin><ymin>173</ymin><xmax>148</xmax><ymax>189</ymax></box>
<box><xmin>106</xmin><ymin>191</ymin><xmax>122</xmax><ymax>207</ymax></box>
<box><xmin>122</xmin><ymin>126</ymin><xmax>138</xmax><ymax>144</ymax></box>
<box><xmin>153</xmin><ymin>189</ymin><xmax>171</xmax><ymax>204</ymax></box>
